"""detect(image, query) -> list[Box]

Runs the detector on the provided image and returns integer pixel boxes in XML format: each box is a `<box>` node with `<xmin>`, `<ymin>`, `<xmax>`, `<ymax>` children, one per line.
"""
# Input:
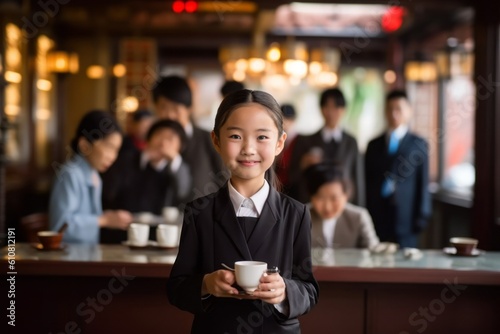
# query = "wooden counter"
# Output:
<box><xmin>2</xmin><ymin>244</ymin><xmax>500</xmax><ymax>333</ymax></box>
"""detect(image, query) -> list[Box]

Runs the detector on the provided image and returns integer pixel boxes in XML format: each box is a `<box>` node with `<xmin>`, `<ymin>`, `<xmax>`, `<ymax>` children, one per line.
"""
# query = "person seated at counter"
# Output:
<box><xmin>306</xmin><ymin>163</ymin><xmax>379</xmax><ymax>249</ymax></box>
<box><xmin>102</xmin><ymin>119</ymin><xmax>191</xmax><ymax>215</ymax></box>
<box><xmin>49</xmin><ymin>110</ymin><xmax>133</xmax><ymax>244</ymax></box>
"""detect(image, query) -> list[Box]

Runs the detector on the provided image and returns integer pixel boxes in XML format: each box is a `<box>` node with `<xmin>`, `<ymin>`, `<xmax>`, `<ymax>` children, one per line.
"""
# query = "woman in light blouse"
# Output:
<box><xmin>49</xmin><ymin>110</ymin><xmax>132</xmax><ymax>243</ymax></box>
<box><xmin>305</xmin><ymin>163</ymin><xmax>379</xmax><ymax>249</ymax></box>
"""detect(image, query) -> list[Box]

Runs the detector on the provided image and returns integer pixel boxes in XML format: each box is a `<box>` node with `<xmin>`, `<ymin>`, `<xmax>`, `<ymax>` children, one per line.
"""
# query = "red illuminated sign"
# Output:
<box><xmin>172</xmin><ymin>1</ymin><xmax>198</xmax><ymax>13</ymax></box>
<box><xmin>382</xmin><ymin>6</ymin><xmax>405</xmax><ymax>33</ymax></box>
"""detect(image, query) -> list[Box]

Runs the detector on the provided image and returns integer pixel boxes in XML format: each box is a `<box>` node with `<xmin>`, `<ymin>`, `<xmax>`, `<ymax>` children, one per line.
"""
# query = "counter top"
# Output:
<box><xmin>3</xmin><ymin>243</ymin><xmax>500</xmax><ymax>285</ymax></box>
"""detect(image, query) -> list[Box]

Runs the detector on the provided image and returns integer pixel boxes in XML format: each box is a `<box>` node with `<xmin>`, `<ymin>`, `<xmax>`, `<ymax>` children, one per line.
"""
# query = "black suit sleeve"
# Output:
<box><xmin>414</xmin><ymin>139</ymin><xmax>431</xmax><ymax>232</ymax></box>
<box><xmin>282</xmin><ymin>204</ymin><xmax>319</xmax><ymax>318</ymax></box>
<box><xmin>166</xmin><ymin>205</ymin><xmax>206</xmax><ymax>314</ymax></box>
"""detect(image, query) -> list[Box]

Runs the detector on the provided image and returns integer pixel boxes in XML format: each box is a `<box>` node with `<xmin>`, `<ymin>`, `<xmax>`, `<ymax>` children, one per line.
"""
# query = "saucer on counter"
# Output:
<box><xmin>121</xmin><ymin>240</ymin><xmax>177</xmax><ymax>250</ymax></box>
<box><xmin>31</xmin><ymin>243</ymin><xmax>66</xmax><ymax>251</ymax></box>
<box><xmin>443</xmin><ymin>247</ymin><xmax>484</xmax><ymax>257</ymax></box>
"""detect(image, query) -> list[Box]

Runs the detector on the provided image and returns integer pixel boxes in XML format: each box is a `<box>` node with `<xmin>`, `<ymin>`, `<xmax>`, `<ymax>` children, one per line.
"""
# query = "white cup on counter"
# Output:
<box><xmin>127</xmin><ymin>223</ymin><xmax>150</xmax><ymax>247</ymax></box>
<box><xmin>156</xmin><ymin>224</ymin><xmax>179</xmax><ymax>248</ymax></box>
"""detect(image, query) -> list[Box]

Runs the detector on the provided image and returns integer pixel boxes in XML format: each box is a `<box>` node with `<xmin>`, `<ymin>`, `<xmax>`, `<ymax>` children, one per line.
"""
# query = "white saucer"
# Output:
<box><xmin>443</xmin><ymin>247</ymin><xmax>484</xmax><ymax>257</ymax></box>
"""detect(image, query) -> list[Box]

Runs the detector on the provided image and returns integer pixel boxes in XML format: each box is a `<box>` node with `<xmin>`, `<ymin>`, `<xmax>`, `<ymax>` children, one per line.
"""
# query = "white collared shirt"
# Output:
<box><xmin>321</xmin><ymin>127</ymin><xmax>343</xmax><ymax>143</ymax></box>
<box><xmin>387</xmin><ymin>125</ymin><xmax>408</xmax><ymax>143</ymax></box>
<box><xmin>228</xmin><ymin>180</ymin><xmax>269</xmax><ymax>217</ymax></box>
<box><xmin>140</xmin><ymin>151</ymin><xmax>183</xmax><ymax>173</ymax></box>
<box><xmin>322</xmin><ymin>217</ymin><xmax>338</xmax><ymax>248</ymax></box>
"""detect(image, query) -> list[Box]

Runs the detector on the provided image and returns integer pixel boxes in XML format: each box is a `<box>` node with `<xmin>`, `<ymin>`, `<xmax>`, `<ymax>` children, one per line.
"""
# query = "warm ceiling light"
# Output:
<box><xmin>266</xmin><ymin>43</ymin><xmax>281</xmax><ymax>62</ymax></box>
<box><xmin>113</xmin><ymin>64</ymin><xmax>127</xmax><ymax>77</ymax></box>
<box><xmin>235</xmin><ymin>59</ymin><xmax>248</xmax><ymax>72</ymax></box>
<box><xmin>37</xmin><ymin>79</ymin><xmax>52</xmax><ymax>91</ymax></box>
<box><xmin>5</xmin><ymin>71</ymin><xmax>22</xmax><ymax>83</ymax></box>
<box><xmin>47</xmin><ymin>51</ymin><xmax>79</xmax><ymax>73</ymax></box>
<box><xmin>248</xmin><ymin>58</ymin><xmax>266</xmax><ymax>73</ymax></box>
<box><xmin>232</xmin><ymin>70</ymin><xmax>246</xmax><ymax>82</ymax></box>
<box><xmin>122</xmin><ymin>96</ymin><xmax>139</xmax><ymax>112</ymax></box>
<box><xmin>405</xmin><ymin>61</ymin><xmax>437</xmax><ymax>82</ymax></box>
<box><xmin>384</xmin><ymin>70</ymin><xmax>397</xmax><ymax>84</ymax></box>
<box><xmin>36</xmin><ymin>108</ymin><xmax>51</xmax><ymax>120</ymax></box>
<box><xmin>86</xmin><ymin>65</ymin><xmax>105</xmax><ymax>79</ymax></box>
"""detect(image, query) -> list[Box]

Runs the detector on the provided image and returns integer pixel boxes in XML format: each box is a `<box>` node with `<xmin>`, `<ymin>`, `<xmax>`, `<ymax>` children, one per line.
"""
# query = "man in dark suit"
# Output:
<box><xmin>365</xmin><ymin>90</ymin><xmax>431</xmax><ymax>248</ymax></box>
<box><xmin>153</xmin><ymin>76</ymin><xmax>226</xmax><ymax>201</ymax></box>
<box><xmin>288</xmin><ymin>88</ymin><xmax>362</xmax><ymax>204</ymax></box>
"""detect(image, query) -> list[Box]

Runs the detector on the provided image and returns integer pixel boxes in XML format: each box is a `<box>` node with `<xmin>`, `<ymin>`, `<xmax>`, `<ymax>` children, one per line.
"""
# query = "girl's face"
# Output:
<box><xmin>212</xmin><ymin>103</ymin><xmax>286</xmax><ymax>189</ymax></box>
<box><xmin>79</xmin><ymin>132</ymin><xmax>122</xmax><ymax>173</ymax></box>
<box><xmin>311</xmin><ymin>181</ymin><xmax>348</xmax><ymax>220</ymax></box>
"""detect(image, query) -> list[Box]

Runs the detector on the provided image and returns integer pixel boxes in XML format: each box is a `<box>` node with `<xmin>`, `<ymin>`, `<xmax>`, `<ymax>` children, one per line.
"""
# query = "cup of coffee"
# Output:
<box><xmin>162</xmin><ymin>207</ymin><xmax>180</xmax><ymax>223</ymax></box>
<box><xmin>37</xmin><ymin>231</ymin><xmax>63</xmax><ymax>250</ymax></box>
<box><xmin>128</xmin><ymin>223</ymin><xmax>150</xmax><ymax>247</ymax></box>
<box><xmin>156</xmin><ymin>224</ymin><xmax>179</xmax><ymax>248</ymax></box>
<box><xmin>234</xmin><ymin>261</ymin><xmax>267</xmax><ymax>293</ymax></box>
<box><xmin>450</xmin><ymin>237</ymin><xmax>478</xmax><ymax>255</ymax></box>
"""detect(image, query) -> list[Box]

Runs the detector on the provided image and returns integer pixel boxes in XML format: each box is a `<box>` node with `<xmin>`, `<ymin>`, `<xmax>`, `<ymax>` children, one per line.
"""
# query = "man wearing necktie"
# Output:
<box><xmin>365</xmin><ymin>90</ymin><xmax>431</xmax><ymax>248</ymax></box>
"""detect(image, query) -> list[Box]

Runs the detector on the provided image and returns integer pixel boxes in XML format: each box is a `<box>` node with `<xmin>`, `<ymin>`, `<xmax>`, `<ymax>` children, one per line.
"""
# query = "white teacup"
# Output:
<box><xmin>234</xmin><ymin>261</ymin><xmax>267</xmax><ymax>293</ymax></box>
<box><xmin>127</xmin><ymin>223</ymin><xmax>150</xmax><ymax>247</ymax></box>
<box><xmin>162</xmin><ymin>207</ymin><xmax>180</xmax><ymax>223</ymax></box>
<box><xmin>156</xmin><ymin>224</ymin><xmax>179</xmax><ymax>248</ymax></box>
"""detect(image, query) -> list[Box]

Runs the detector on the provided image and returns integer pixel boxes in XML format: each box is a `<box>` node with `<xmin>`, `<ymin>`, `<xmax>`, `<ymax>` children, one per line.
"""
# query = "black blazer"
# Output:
<box><xmin>182</xmin><ymin>126</ymin><xmax>226</xmax><ymax>201</ymax></box>
<box><xmin>364</xmin><ymin>131</ymin><xmax>431</xmax><ymax>247</ymax></box>
<box><xmin>167</xmin><ymin>184</ymin><xmax>319</xmax><ymax>334</ymax></box>
<box><xmin>288</xmin><ymin>129</ymin><xmax>363</xmax><ymax>205</ymax></box>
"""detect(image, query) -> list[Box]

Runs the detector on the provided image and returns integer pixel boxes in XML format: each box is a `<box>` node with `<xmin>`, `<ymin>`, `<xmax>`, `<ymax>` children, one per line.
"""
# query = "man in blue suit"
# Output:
<box><xmin>365</xmin><ymin>90</ymin><xmax>431</xmax><ymax>248</ymax></box>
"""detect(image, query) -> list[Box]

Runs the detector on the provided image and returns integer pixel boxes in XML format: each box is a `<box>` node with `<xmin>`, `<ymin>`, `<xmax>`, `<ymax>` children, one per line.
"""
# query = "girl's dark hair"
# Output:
<box><xmin>146</xmin><ymin>119</ymin><xmax>187</xmax><ymax>152</ymax></box>
<box><xmin>213</xmin><ymin>89</ymin><xmax>284</xmax><ymax>191</ymax></box>
<box><xmin>304</xmin><ymin>163</ymin><xmax>353</xmax><ymax>198</ymax></box>
<box><xmin>70</xmin><ymin>110</ymin><xmax>122</xmax><ymax>155</ymax></box>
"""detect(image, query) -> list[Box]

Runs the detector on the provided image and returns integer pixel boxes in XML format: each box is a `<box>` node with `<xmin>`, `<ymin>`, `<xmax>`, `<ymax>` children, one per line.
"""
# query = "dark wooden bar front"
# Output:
<box><xmin>3</xmin><ymin>245</ymin><xmax>500</xmax><ymax>333</ymax></box>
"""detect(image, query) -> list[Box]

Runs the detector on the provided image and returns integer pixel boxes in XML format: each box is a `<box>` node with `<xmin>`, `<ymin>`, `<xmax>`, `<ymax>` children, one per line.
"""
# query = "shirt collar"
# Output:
<box><xmin>184</xmin><ymin>122</ymin><xmax>194</xmax><ymax>138</ymax></box>
<box><xmin>228</xmin><ymin>180</ymin><xmax>269</xmax><ymax>217</ymax></box>
<box><xmin>140</xmin><ymin>151</ymin><xmax>168</xmax><ymax>171</ymax></box>
<box><xmin>72</xmin><ymin>154</ymin><xmax>98</xmax><ymax>186</ymax></box>
<box><xmin>388</xmin><ymin>125</ymin><xmax>408</xmax><ymax>141</ymax></box>
<box><xmin>321</xmin><ymin>127</ymin><xmax>343</xmax><ymax>143</ymax></box>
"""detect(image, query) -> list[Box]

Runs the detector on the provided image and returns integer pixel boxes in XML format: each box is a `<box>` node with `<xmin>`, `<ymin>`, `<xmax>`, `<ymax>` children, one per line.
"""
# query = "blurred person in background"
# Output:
<box><xmin>306</xmin><ymin>163</ymin><xmax>379</xmax><ymax>249</ymax></box>
<box><xmin>120</xmin><ymin>109</ymin><xmax>155</xmax><ymax>155</ymax></box>
<box><xmin>220</xmin><ymin>80</ymin><xmax>245</xmax><ymax>98</ymax></box>
<box><xmin>101</xmin><ymin>119</ymin><xmax>191</xmax><ymax>243</ymax></box>
<box><xmin>275</xmin><ymin>104</ymin><xmax>298</xmax><ymax>194</ymax></box>
<box><xmin>153</xmin><ymin>75</ymin><xmax>225</xmax><ymax>200</ymax></box>
<box><xmin>49</xmin><ymin>110</ymin><xmax>132</xmax><ymax>244</ymax></box>
<box><xmin>288</xmin><ymin>88</ymin><xmax>362</xmax><ymax>205</ymax></box>
<box><xmin>365</xmin><ymin>90</ymin><xmax>431</xmax><ymax>248</ymax></box>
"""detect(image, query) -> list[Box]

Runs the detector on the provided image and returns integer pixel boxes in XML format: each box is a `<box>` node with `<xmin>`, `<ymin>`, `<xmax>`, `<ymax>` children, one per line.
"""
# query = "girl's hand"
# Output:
<box><xmin>202</xmin><ymin>270</ymin><xmax>240</xmax><ymax>298</ymax></box>
<box><xmin>251</xmin><ymin>272</ymin><xmax>287</xmax><ymax>304</ymax></box>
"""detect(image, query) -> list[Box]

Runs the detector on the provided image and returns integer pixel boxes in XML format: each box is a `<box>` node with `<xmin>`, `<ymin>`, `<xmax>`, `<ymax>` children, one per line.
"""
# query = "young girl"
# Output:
<box><xmin>167</xmin><ymin>90</ymin><xmax>319</xmax><ymax>333</ymax></box>
<box><xmin>49</xmin><ymin>110</ymin><xmax>132</xmax><ymax>244</ymax></box>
